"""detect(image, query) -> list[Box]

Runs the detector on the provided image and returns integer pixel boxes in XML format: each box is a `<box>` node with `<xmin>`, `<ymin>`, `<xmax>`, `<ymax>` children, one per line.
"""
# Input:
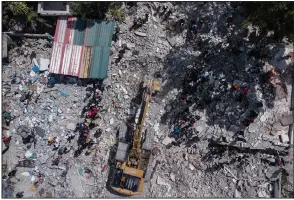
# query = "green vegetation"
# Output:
<box><xmin>281</xmin><ymin>168</ymin><xmax>289</xmax><ymax>187</ymax></box>
<box><xmin>8</xmin><ymin>2</ymin><xmax>30</xmax><ymax>16</ymax></box>
<box><xmin>109</xmin><ymin>8</ymin><xmax>125</xmax><ymax>21</ymax></box>
<box><xmin>70</xmin><ymin>2</ymin><xmax>123</xmax><ymax>20</ymax></box>
<box><xmin>2</xmin><ymin>1</ymin><xmax>54</xmax><ymax>33</ymax></box>
<box><xmin>242</xmin><ymin>2</ymin><xmax>294</xmax><ymax>42</ymax></box>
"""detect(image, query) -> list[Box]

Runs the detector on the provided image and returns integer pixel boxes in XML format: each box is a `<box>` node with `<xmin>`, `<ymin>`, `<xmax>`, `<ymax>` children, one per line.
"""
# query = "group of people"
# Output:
<box><xmin>74</xmin><ymin>83</ymin><xmax>105</xmax><ymax>153</ymax></box>
<box><xmin>171</xmin><ymin>115</ymin><xmax>201</xmax><ymax>141</ymax></box>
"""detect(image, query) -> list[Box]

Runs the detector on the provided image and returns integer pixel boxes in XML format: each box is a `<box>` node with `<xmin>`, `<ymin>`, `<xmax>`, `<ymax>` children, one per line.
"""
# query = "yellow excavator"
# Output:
<box><xmin>110</xmin><ymin>78</ymin><xmax>160</xmax><ymax>195</ymax></box>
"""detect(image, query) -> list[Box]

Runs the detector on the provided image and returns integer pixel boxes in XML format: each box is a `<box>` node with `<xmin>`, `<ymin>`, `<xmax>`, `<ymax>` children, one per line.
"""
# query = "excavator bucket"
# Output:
<box><xmin>143</xmin><ymin>76</ymin><xmax>161</xmax><ymax>93</ymax></box>
<box><xmin>152</xmin><ymin>81</ymin><xmax>160</xmax><ymax>92</ymax></box>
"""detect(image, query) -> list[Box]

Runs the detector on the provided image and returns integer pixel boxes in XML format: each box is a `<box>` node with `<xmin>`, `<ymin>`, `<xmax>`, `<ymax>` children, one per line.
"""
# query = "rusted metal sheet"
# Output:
<box><xmin>54</xmin><ymin>16</ymin><xmax>67</xmax><ymax>43</ymax></box>
<box><xmin>49</xmin><ymin>42</ymin><xmax>64</xmax><ymax>74</ymax></box>
<box><xmin>67</xmin><ymin>17</ymin><xmax>76</xmax><ymax>45</ymax></box>
<box><xmin>60</xmin><ymin>44</ymin><xmax>72</xmax><ymax>75</ymax></box>
<box><xmin>55</xmin><ymin>17</ymin><xmax>87</xmax><ymax>45</ymax></box>
<box><xmin>51</xmin><ymin>44</ymin><xmax>83</xmax><ymax>76</ymax></box>
<box><xmin>79</xmin><ymin>46</ymin><xmax>93</xmax><ymax>78</ymax></box>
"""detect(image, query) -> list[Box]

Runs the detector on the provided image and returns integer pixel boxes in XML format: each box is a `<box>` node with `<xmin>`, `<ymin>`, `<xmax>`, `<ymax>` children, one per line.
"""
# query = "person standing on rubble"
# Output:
<box><xmin>114</xmin><ymin>26</ymin><xmax>120</xmax><ymax>42</ymax></box>
<box><xmin>3</xmin><ymin>111</ymin><xmax>14</xmax><ymax>126</ymax></box>
<box><xmin>93</xmin><ymin>89</ymin><xmax>102</xmax><ymax>103</ymax></box>
<box><xmin>86</xmin><ymin>106</ymin><xmax>99</xmax><ymax>119</ymax></box>
<box><xmin>236</xmin><ymin>87</ymin><xmax>249</xmax><ymax>102</ymax></box>
<box><xmin>65</xmin><ymin>132</ymin><xmax>75</xmax><ymax>143</ymax></box>
<box><xmin>84</xmin><ymin>92</ymin><xmax>92</xmax><ymax>102</ymax></box>
<box><xmin>130</xmin><ymin>16</ymin><xmax>139</xmax><ymax>31</ymax></box>
<box><xmin>47</xmin><ymin>76</ymin><xmax>56</xmax><ymax>88</ymax></box>
<box><xmin>2</xmin><ymin>135</ymin><xmax>11</xmax><ymax>148</ymax></box>
<box><xmin>75</xmin><ymin>122</ymin><xmax>88</xmax><ymax>133</ymax></box>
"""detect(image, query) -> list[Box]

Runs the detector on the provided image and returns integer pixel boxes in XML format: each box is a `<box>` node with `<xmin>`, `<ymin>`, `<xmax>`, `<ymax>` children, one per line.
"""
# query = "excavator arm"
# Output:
<box><xmin>111</xmin><ymin>79</ymin><xmax>160</xmax><ymax>195</ymax></box>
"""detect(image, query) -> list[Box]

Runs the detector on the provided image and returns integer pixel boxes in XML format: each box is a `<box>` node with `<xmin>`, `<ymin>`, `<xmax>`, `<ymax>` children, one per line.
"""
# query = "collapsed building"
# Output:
<box><xmin>2</xmin><ymin>1</ymin><xmax>293</xmax><ymax>198</ymax></box>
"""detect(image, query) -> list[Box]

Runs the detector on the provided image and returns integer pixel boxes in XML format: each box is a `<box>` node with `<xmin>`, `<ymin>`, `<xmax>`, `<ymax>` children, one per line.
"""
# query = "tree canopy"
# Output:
<box><xmin>242</xmin><ymin>2</ymin><xmax>294</xmax><ymax>42</ymax></box>
<box><xmin>70</xmin><ymin>2</ymin><xmax>122</xmax><ymax>19</ymax></box>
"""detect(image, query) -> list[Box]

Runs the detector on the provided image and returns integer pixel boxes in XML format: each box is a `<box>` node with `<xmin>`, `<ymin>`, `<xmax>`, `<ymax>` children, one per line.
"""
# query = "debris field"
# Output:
<box><xmin>2</xmin><ymin>2</ymin><xmax>293</xmax><ymax>198</ymax></box>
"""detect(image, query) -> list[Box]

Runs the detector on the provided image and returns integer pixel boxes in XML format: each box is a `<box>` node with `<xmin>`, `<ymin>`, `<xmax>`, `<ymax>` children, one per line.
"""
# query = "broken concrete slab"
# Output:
<box><xmin>170</xmin><ymin>173</ymin><xmax>175</xmax><ymax>182</ymax></box>
<box><xmin>39</xmin><ymin>155</ymin><xmax>50</xmax><ymax>164</ymax></box>
<box><xmin>125</xmin><ymin>42</ymin><xmax>136</xmax><ymax>49</ymax></box>
<box><xmin>134</xmin><ymin>31</ymin><xmax>147</xmax><ymax>37</ymax></box>
<box><xmin>234</xmin><ymin>189</ymin><xmax>241</xmax><ymax>198</ymax></box>
<box><xmin>272</xmin><ymin>122</ymin><xmax>283</xmax><ymax>131</ymax></box>
<box><xmin>39</xmin><ymin>58</ymin><xmax>50</xmax><ymax>71</ymax></box>
<box><xmin>280</xmin><ymin>115</ymin><xmax>293</xmax><ymax>126</ymax></box>
<box><xmin>167</xmin><ymin>36</ymin><xmax>177</xmax><ymax>47</ymax></box>
<box><xmin>66</xmin><ymin>123</ymin><xmax>76</xmax><ymax>131</ymax></box>
<box><xmin>279</xmin><ymin>134</ymin><xmax>290</xmax><ymax>143</ymax></box>
<box><xmin>258</xmin><ymin>190</ymin><xmax>270</xmax><ymax>198</ymax></box>
<box><xmin>162</xmin><ymin>136</ymin><xmax>175</xmax><ymax>145</ymax></box>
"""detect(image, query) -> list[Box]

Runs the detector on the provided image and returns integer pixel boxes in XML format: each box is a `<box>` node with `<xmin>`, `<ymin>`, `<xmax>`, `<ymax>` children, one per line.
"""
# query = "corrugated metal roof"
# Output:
<box><xmin>50</xmin><ymin>42</ymin><xmax>64</xmax><ymax>74</ymax></box>
<box><xmin>50</xmin><ymin>17</ymin><xmax>115</xmax><ymax>79</ymax></box>
<box><xmin>73</xmin><ymin>18</ymin><xmax>86</xmax><ymax>46</ymax></box>
<box><xmin>79</xmin><ymin>46</ymin><xmax>93</xmax><ymax>78</ymax></box>
<box><xmin>89</xmin><ymin>46</ymin><xmax>111</xmax><ymax>79</ymax></box>
<box><xmin>85</xmin><ymin>20</ymin><xmax>115</xmax><ymax>47</ymax></box>
<box><xmin>61</xmin><ymin>44</ymin><xmax>83</xmax><ymax>76</ymax></box>
<box><xmin>54</xmin><ymin>16</ymin><xmax>67</xmax><ymax>44</ymax></box>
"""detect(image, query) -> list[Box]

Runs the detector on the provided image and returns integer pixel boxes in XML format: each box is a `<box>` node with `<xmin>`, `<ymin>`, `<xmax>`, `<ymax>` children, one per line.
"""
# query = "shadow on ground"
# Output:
<box><xmin>157</xmin><ymin>2</ymin><xmax>289</xmax><ymax>146</ymax></box>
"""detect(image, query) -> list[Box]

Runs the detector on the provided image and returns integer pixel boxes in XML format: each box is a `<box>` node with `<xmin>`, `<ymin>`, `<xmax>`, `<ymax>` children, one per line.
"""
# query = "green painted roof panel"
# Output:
<box><xmin>85</xmin><ymin>20</ymin><xmax>115</xmax><ymax>47</ymax></box>
<box><xmin>89</xmin><ymin>46</ymin><xmax>110</xmax><ymax>79</ymax></box>
<box><xmin>73</xmin><ymin>18</ymin><xmax>86</xmax><ymax>46</ymax></box>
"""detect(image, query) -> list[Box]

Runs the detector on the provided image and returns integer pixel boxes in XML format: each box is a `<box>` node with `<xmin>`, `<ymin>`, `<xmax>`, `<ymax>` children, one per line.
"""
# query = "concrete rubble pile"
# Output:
<box><xmin>2</xmin><ymin>38</ymin><xmax>116</xmax><ymax>198</ymax></box>
<box><xmin>2</xmin><ymin>1</ymin><xmax>293</xmax><ymax>198</ymax></box>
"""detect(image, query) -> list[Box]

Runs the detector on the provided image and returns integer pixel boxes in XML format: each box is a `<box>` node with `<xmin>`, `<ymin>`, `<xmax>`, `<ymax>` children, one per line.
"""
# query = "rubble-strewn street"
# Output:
<box><xmin>2</xmin><ymin>2</ymin><xmax>294</xmax><ymax>198</ymax></box>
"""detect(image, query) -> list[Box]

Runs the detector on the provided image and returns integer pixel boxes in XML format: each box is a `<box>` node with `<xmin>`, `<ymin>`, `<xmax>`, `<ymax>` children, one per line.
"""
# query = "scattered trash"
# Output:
<box><xmin>18</xmin><ymin>159</ymin><xmax>36</xmax><ymax>168</ymax></box>
<box><xmin>78</xmin><ymin>167</ymin><xmax>85</xmax><ymax>176</ymax></box>
<box><xmin>162</xmin><ymin>136</ymin><xmax>175</xmax><ymax>145</ymax></box>
<box><xmin>60</xmin><ymin>92</ymin><xmax>69</xmax><ymax>97</ymax></box>
<box><xmin>32</xmin><ymin>65</ymin><xmax>40</xmax><ymax>73</ymax></box>
<box><xmin>25</xmin><ymin>151</ymin><xmax>33</xmax><ymax>158</ymax></box>
<box><xmin>102</xmin><ymin>164</ymin><xmax>108</xmax><ymax>173</ymax></box>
